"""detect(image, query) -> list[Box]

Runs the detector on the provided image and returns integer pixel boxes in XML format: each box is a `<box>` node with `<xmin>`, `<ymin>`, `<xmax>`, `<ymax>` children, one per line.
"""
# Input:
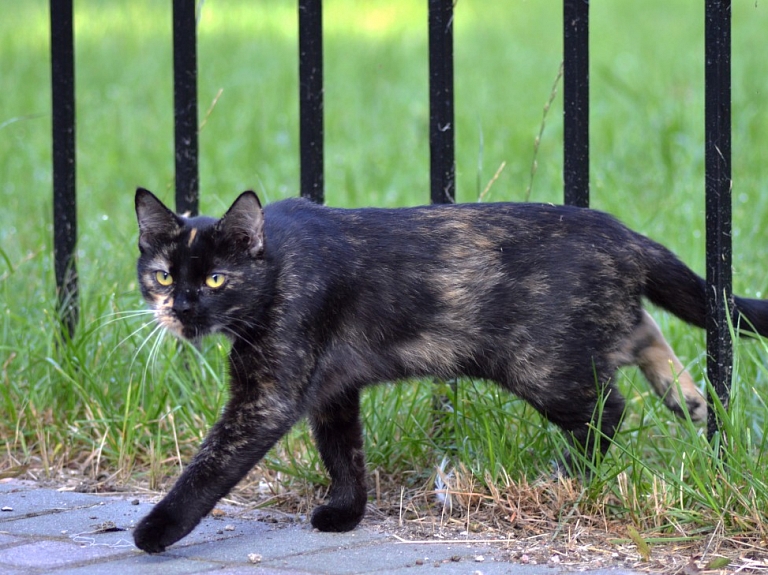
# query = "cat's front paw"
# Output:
<box><xmin>310</xmin><ymin>504</ymin><xmax>365</xmax><ymax>533</ymax></box>
<box><xmin>133</xmin><ymin>506</ymin><xmax>189</xmax><ymax>554</ymax></box>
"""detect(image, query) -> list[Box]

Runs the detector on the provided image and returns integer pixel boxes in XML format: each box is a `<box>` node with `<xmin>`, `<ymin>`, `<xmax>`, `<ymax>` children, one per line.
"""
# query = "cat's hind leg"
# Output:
<box><xmin>309</xmin><ymin>388</ymin><xmax>368</xmax><ymax>532</ymax></box>
<box><xmin>540</xmin><ymin>376</ymin><xmax>627</xmax><ymax>476</ymax></box>
<box><xmin>614</xmin><ymin>310</ymin><xmax>707</xmax><ymax>421</ymax></box>
<box><xmin>499</xmin><ymin>359</ymin><xmax>627</xmax><ymax>476</ymax></box>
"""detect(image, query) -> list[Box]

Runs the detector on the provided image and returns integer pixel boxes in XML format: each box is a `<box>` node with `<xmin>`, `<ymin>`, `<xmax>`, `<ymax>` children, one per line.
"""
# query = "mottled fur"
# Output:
<box><xmin>132</xmin><ymin>188</ymin><xmax>768</xmax><ymax>553</ymax></box>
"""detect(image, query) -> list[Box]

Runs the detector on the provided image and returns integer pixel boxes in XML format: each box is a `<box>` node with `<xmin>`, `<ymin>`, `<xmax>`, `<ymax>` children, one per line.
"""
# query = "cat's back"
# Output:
<box><xmin>257</xmin><ymin>198</ymin><xmax>651</xmax><ymax>375</ymax></box>
<box><xmin>261</xmin><ymin>197</ymin><xmax>638</xmax><ymax>255</ymax></box>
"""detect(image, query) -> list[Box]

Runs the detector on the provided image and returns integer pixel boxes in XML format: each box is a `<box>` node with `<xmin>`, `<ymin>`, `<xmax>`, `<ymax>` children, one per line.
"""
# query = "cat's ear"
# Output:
<box><xmin>218</xmin><ymin>191</ymin><xmax>265</xmax><ymax>257</ymax></box>
<box><xmin>135</xmin><ymin>188</ymin><xmax>181</xmax><ymax>252</ymax></box>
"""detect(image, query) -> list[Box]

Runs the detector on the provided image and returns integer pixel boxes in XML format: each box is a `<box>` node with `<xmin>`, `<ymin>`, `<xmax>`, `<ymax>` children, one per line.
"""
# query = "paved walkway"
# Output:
<box><xmin>0</xmin><ymin>479</ymin><xmax>639</xmax><ymax>575</ymax></box>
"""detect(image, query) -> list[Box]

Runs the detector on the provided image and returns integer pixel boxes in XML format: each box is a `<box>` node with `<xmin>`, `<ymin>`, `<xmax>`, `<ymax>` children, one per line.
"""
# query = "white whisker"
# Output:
<box><xmin>90</xmin><ymin>309</ymin><xmax>155</xmax><ymax>328</ymax></box>
<box><xmin>141</xmin><ymin>325</ymin><xmax>167</xmax><ymax>393</ymax></box>
<box><xmin>133</xmin><ymin>322</ymin><xmax>166</xmax><ymax>370</ymax></box>
<box><xmin>116</xmin><ymin>318</ymin><xmax>158</xmax><ymax>350</ymax></box>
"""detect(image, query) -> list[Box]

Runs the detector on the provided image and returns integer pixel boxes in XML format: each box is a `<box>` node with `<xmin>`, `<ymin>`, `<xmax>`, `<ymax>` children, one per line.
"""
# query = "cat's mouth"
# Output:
<box><xmin>154</xmin><ymin>310</ymin><xmax>209</xmax><ymax>341</ymax></box>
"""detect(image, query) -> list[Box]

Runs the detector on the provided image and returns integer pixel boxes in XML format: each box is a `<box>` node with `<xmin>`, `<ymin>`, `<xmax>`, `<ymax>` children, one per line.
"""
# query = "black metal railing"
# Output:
<box><xmin>50</xmin><ymin>0</ymin><xmax>78</xmax><ymax>339</ymax></box>
<box><xmin>704</xmin><ymin>0</ymin><xmax>732</xmax><ymax>438</ymax></box>
<box><xmin>563</xmin><ymin>0</ymin><xmax>590</xmax><ymax>209</ymax></box>
<box><xmin>427</xmin><ymin>0</ymin><xmax>456</xmax><ymax>206</ymax></box>
<box><xmin>172</xmin><ymin>0</ymin><xmax>200</xmax><ymax>217</ymax></box>
<box><xmin>49</xmin><ymin>1</ymin><xmax>733</xmax><ymax>437</ymax></box>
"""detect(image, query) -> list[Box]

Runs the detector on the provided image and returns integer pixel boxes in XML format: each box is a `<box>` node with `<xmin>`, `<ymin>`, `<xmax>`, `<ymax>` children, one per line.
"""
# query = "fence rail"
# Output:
<box><xmin>704</xmin><ymin>0</ymin><xmax>733</xmax><ymax>438</ymax></box>
<box><xmin>50</xmin><ymin>0</ymin><xmax>77</xmax><ymax>338</ymax></box>
<box><xmin>563</xmin><ymin>0</ymin><xmax>590</xmax><ymax>208</ymax></box>
<box><xmin>427</xmin><ymin>0</ymin><xmax>456</xmax><ymax>205</ymax></box>
<box><xmin>172</xmin><ymin>0</ymin><xmax>200</xmax><ymax>216</ymax></box>
<box><xmin>49</xmin><ymin>1</ymin><xmax>734</xmax><ymax>437</ymax></box>
<box><xmin>298</xmin><ymin>0</ymin><xmax>325</xmax><ymax>204</ymax></box>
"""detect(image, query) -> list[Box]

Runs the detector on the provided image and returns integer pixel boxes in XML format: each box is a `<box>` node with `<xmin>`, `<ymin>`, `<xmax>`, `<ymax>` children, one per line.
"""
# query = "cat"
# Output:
<box><xmin>132</xmin><ymin>187</ymin><xmax>768</xmax><ymax>553</ymax></box>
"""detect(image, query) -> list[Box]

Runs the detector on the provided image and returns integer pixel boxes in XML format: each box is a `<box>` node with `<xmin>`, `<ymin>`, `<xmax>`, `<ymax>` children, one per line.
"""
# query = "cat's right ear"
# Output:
<box><xmin>218</xmin><ymin>191</ymin><xmax>265</xmax><ymax>257</ymax></box>
<box><xmin>135</xmin><ymin>188</ymin><xmax>181</xmax><ymax>252</ymax></box>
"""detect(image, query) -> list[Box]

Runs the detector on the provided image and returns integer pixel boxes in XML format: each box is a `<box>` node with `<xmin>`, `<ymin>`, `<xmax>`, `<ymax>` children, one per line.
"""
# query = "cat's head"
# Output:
<box><xmin>135</xmin><ymin>188</ymin><xmax>267</xmax><ymax>341</ymax></box>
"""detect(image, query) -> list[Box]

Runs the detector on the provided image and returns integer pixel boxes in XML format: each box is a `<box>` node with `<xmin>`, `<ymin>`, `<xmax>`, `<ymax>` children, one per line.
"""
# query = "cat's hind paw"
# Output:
<box><xmin>310</xmin><ymin>504</ymin><xmax>365</xmax><ymax>532</ymax></box>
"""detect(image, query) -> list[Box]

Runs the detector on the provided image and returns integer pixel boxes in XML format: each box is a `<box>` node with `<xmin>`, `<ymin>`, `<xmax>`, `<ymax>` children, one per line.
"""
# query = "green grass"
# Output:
<box><xmin>3</xmin><ymin>0</ymin><xmax>768</xmax><ymax>551</ymax></box>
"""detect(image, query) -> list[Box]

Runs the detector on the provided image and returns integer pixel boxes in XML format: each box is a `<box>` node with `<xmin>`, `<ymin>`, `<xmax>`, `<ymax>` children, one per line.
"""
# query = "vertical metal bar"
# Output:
<box><xmin>427</xmin><ymin>0</ymin><xmax>457</xmax><ymax>442</ymax></box>
<box><xmin>428</xmin><ymin>0</ymin><xmax>455</xmax><ymax>204</ymax></box>
<box><xmin>563</xmin><ymin>0</ymin><xmax>589</xmax><ymax>208</ymax></box>
<box><xmin>298</xmin><ymin>0</ymin><xmax>324</xmax><ymax>204</ymax></box>
<box><xmin>172</xmin><ymin>0</ymin><xmax>199</xmax><ymax>216</ymax></box>
<box><xmin>50</xmin><ymin>0</ymin><xmax>78</xmax><ymax>338</ymax></box>
<box><xmin>705</xmin><ymin>0</ymin><xmax>732</xmax><ymax>440</ymax></box>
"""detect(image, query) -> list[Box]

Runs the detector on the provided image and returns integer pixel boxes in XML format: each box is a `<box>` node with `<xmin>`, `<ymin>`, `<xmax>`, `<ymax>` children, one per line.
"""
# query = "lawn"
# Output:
<box><xmin>2</xmin><ymin>0</ymin><xmax>768</xmax><ymax>569</ymax></box>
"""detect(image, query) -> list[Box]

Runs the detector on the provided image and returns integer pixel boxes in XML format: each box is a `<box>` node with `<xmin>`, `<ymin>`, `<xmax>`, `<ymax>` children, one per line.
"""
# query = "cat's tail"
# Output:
<box><xmin>641</xmin><ymin>239</ymin><xmax>768</xmax><ymax>337</ymax></box>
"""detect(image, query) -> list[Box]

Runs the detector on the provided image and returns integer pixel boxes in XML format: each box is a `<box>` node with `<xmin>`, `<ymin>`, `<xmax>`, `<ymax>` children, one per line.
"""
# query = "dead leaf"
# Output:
<box><xmin>90</xmin><ymin>521</ymin><xmax>125</xmax><ymax>534</ymax></box>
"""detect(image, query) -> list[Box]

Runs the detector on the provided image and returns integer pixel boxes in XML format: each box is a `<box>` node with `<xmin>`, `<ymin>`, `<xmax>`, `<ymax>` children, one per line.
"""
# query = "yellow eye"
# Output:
<box><xmin>206</xmin><ymin>273</ymin><xmax>226</xmax><ymax>288</ymax></box>
<box><xmin>155</xmin><ymin>270</ymin><xmax>173</xmax><ymax>286</ymax></box>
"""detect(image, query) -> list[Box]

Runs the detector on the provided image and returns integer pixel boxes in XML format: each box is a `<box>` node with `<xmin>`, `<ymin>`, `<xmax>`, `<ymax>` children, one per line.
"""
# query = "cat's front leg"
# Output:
<box><xmin>309</xmin><ymin>389</ymin><xmax>368</xmax><ymax>532</ymax></box>
<box><xmin>133</xmin><ymin>391</ymin><xmax>298</xmax><ymax>553</ymax></box>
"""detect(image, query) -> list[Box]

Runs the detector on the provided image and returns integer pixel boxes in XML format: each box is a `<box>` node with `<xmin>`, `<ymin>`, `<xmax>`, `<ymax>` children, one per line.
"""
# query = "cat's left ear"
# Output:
<box><xmin>218</xmin><ymin>191</ymin><xmax>265</xmax><ymax>257</ymax></box>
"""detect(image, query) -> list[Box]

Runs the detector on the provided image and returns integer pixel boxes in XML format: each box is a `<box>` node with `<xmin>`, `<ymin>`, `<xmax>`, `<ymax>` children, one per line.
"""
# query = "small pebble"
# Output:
<box><xmin>247</xmin><ymin>553</ymin><xmax>262</xmax><ymax>563</ymax></box>
<box><xmin>131</xmin><ymin>499</ymin><xmax>140</xmax><ymax>505</ymax></box>
<box><xmin>224</xmin><ymin>524</ymin><xmax>235</xmax><ymax>531</ymax></box>
<box><xmin>1</xmin><ymin>507</ymin><xmax>12</xmax><ymax>512</ymax></box>
<box><xmin>474</xmin><ymin>555</ymin><xmax>485</xmax><ymax>563</ymax></box>
<box><xmin>520</xmin><ymin>554</ymin><xmax>530</xmax><ymax>564</ymax></box>
<box><xmin>415</xmin><ymin>559</ymin><xmax>424</xmax><ymax>565</ymax></box>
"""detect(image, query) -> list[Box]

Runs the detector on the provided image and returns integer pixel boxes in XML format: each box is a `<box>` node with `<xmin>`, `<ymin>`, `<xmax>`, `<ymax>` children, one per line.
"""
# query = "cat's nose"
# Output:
<box><xmin>172</xmin><ymin>293</ymin><xmax>194</xmax><ymax>317</ymax></box>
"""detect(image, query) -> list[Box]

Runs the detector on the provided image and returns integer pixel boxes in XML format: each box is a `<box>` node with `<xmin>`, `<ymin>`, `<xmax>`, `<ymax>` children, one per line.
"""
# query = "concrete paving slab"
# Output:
<box><xmin>0</xmin><ymin>533</ymin><xmax>21</xmax><ymax>547</ymax></box>
<box><xmin>0</xmin><ymin>480</ymin><xmax>36</xmax><ymax>493</ymax></box>
<box><xmin>0</xmin><ymin>488</ymin><xmax>107</xmax><ymax>520</ymax></box>
<box><xmin>51</xmin><ymin>554</ymin><xmax>222</xmax><ymax>575</ymax></box>
<box><xmin>198</xmin><ymin>568</ymin><xmax>317</xmax><ymax>575</ymax></box>
<box><xmin>1</xmin><ymin>497</ymin><xmax>146</xmax><ymax>538</ymax></box>
<box><xmin>382</xmin><ymin>562</ymin><xmax>557</xmax><ymax>575</ymax></box>
<box><xmin>1</xmin><ymin>494</ymin><xmax>275</xmax><ymax>551</ymax></box>
<box><xmin>168</xmin><ymin>523</ymin><xmax>383</xmax><ymax>563</ymax></box>
<box><xmin>0</xmin><ymin>538</ymin><xmax>130</xmax><ymax>569</ymax></box>
<box><xmin>0</xmin><ymin>506</ymin><xmax>133</xmax><ymax>537</ymax></box>
<box><xmin>276</xmin><ymin>545</ymin><xmax>462</xmax><ymax>574</ymax></box>
<box><xmin>0</xmin><ymin>479</ymin><xmax>645</xmax><ymax>575</ymax></box>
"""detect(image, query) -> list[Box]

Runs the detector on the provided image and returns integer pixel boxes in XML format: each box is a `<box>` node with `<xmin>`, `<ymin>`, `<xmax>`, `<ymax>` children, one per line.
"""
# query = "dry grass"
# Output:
<box><xmin>397</xmin><ymin>466</ymin><xmax>767</xmax><ymax>574</ymax></box>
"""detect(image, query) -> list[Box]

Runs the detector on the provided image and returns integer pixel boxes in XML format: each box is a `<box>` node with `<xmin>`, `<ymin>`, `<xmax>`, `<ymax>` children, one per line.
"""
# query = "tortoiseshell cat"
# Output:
<box><xmin>132</xmin><ymin>187</ymin><xmax>768</xmax><ymax>553</ymax></box>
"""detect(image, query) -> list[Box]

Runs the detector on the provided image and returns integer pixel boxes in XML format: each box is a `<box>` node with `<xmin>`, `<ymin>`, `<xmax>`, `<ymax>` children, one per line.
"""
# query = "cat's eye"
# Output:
<box><xmin>155</xmin><ymin>270</ymin><xmax>173</xmax><ymax>286</ymax></box>
<box><xmin>206</xmin><ymin>273</ymin><xmax>226</xmax><ymax>289</ymax></box>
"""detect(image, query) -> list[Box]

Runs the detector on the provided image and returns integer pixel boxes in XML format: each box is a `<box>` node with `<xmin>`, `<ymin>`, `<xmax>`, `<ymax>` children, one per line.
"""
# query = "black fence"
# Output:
<box><xmin>50</xmin><ymin>0</ymin><xmax>733</xmax><ymax>438</ymax></box>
